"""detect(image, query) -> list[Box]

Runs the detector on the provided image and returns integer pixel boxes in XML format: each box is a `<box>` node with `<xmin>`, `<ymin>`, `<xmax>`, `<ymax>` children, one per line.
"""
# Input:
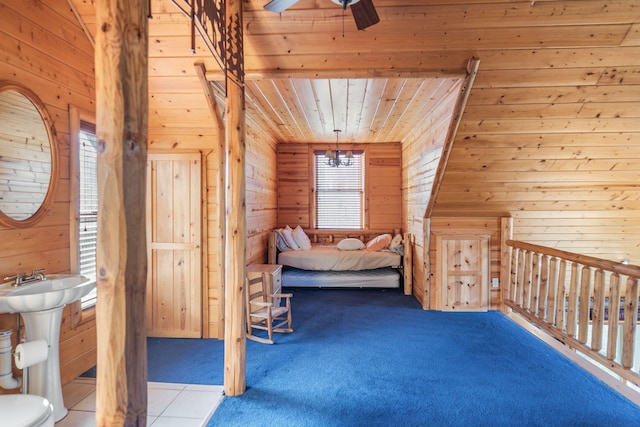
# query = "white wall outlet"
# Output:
<box><xmin>492</xmin><ymin>278</ymin><xmax>499</xmax><ymax>288</ymax></box>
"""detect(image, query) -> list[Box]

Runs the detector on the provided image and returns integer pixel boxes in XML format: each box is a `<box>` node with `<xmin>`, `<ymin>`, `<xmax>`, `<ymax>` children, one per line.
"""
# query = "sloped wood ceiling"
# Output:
<box><xmin>209</xmin><ymin>77</ymin><xmax>462</xmax><ymax>143</ymax></box>
<box><xmin>70</xmin><ymin>0</ymin><xmax>640</xmax><ymax>263</ymax></box>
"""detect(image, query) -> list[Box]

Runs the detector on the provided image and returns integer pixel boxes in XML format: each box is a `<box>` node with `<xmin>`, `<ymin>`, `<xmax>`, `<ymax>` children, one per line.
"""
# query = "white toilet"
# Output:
<box><xmin>0</xmin><ymin>394</ymin><xmax>55</xmax><ymax>427</ymax></box>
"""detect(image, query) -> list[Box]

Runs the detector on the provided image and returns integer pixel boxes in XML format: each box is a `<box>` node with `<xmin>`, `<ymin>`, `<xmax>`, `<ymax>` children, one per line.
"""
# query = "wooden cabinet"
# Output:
<box><xmin>246</xmin><ymin>264</ymin><xmax>282</xmax><ymax>305</ymax></box>
<box><xmin>436</xmin><ymin>234</ymin><xmax>490</xmax><ymax>312</ymax></box>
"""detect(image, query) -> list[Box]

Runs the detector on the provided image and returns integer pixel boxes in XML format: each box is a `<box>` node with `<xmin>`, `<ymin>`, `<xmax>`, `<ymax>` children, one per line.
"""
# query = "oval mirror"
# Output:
<box><xmin>0</xmin><ymin>82</ymin><xmax>57</xmax><ymax>228</ymax></box>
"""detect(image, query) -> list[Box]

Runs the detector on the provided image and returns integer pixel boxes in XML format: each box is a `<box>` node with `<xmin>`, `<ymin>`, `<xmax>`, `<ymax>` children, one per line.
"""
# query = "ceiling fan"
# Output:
<box><xmin>264</xmin><ymin>0</ymin><xmax>380</xmax><ymax>31</ymax></box>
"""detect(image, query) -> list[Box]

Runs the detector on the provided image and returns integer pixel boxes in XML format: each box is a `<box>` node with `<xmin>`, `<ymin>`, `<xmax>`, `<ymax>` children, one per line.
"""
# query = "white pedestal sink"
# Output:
<box><xmin>0</xmin><ymin>274</ymin><xmax>94</xmax><ymax>422</ymax></box>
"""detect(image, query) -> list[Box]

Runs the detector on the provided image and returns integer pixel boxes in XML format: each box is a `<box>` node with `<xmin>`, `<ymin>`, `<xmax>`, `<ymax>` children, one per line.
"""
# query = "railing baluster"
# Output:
<box><xmin>509</xmin><ymin>247</ymin><xmax>519</xmax><ymax>303</ymax></box>
<box><xmin>607</xmin><ymin>273</ymin><xmax>621</xmax><ymax>361</ymax></box>
<box><xmin>546</xmin><ymin>257</ymin><xmax>558</xmax><ymax>325</ymax></box>
<box><xmin>591</xmin><ymin>268</ymin><xmax>605</xmax><ymax>352</ymax></box>
<box><xmin>555</xmin><ymin>259</ymin><xmax>567</xmax><ymax>330</ymax></box>
<box><xmin>622</xmin><ymin>277</ymin><xmax>638</xmax><ymax>370</ymax></box>
<box><xmin>567</xmin><ymin>262</ymin><xmax>579</xmax><ymax>338</ymax></box>
<box><xmin>578</xmin><ymin>266</ymin><xmax>592</xmax><ymax>345</ymax></box>
<box><xmin>531</xmin><ymin>253</ymin><xmax>541</xmax><ymax>315</ymax></box>
<box><xmin>523</xmin><ymin>251</ymin><xmax>533</xmax><ymax>311</ymax></box>
<box><xmin>517</xmin><ymin>250</ymin><xmax>526</xmax><ymax>307</ymax></box>
<box><xmin>539</xmin><ymin>254</ymin><xmax>549</xmax><ymax>321</ymax></box>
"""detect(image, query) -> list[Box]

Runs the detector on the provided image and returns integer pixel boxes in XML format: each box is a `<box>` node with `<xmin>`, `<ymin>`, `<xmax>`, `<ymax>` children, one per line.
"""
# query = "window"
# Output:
<box><xmin>314</xmin><ymin>151</ymin><xmax>364</xmax><ymax>229</ymax></box>
<box><xmin>78</xmin><ymin>121</ymin><xmax>98</xmax><ymax>309</ymax></box>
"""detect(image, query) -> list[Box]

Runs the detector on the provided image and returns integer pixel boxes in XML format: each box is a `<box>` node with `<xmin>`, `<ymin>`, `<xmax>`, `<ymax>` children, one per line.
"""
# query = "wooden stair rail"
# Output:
<box><xmin>505</xmin><ymin>239</ymin><xmax>640</xmax><ymax>387</ymax></box>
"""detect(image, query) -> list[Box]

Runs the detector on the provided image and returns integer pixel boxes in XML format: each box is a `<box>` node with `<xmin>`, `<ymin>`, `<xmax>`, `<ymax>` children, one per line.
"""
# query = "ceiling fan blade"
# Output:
<box><xmin>264</xmin><ymin>0</ymin><xmax>300</xmax><ymax>13</ymax></box>
<box><xmin>350</xmin><ymin>0</ymin><xmax>379</xmax><ymax>30</ymax></box>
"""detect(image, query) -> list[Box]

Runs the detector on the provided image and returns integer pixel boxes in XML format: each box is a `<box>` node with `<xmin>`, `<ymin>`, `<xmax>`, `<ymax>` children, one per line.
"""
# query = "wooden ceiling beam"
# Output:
<box><xmin>425</xmin><ymin>57</ymin><xmax>480</xmax><ymax>220</ymax></box>
<box><xmin>205</xmin><ymin>68</ymin><xmax>466</xmax><ymax>81</ymax></box>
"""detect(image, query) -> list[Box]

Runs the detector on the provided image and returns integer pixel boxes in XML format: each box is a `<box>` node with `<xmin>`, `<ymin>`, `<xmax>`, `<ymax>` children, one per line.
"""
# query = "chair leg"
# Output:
<box><xmin>267</xmin><ymin>309</ymin><xmax>273</xmax><ymax>343</ymax></box>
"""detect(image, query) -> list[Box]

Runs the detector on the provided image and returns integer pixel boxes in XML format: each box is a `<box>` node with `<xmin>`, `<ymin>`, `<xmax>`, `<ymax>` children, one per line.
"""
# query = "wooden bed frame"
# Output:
<box><xmin>268</xmin><ymin>229</ymin><xmax>413</xmax><ymax>295</ymax></box>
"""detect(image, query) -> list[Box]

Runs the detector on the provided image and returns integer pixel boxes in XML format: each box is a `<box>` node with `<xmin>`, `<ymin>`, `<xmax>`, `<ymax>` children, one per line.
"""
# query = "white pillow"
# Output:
<box><xmin>337</xmin><ymin>238</ymin><xmax>365</xmax><ymax>251</ymax></box>
<box><xmin>292</xmin><ymin>225</ymin><xmax>312</xmax><ymax>250</ymax></box>
<box><xmin>282</xmin><ymin>225</ymin><xmax>300</xmax><ymax>250</ymax></box>
<box><xmin>275</xmin><ymin>229</ymin><xmax>290</xmax><ymax>252</ymax></box>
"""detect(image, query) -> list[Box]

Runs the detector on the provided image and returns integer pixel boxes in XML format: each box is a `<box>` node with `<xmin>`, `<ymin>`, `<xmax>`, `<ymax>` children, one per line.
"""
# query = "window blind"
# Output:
<box><xmin>79</xmin><ymin>121</ymin><xmax>97</xmax><ymax>309</ymax></box>
<box><xmin>314</xmin><ymin>151</ymin><xmax>364</xmax><ymax>229</ymax></box>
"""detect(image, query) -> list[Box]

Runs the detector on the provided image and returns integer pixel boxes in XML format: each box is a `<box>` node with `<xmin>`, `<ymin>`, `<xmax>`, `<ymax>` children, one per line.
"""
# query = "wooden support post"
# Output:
<box><xmin>422</xmin><ymin>220</ymin><xmax>430</xmax><ymax>308</ymax></box>
<box><xmin>403</xmin><ymin>232</ymin><xmax>413</xmax><ymax>296</ymax></box>
<box><xmin>224</xmin><ymin>77</ymin><xmax>246</xmax><ymax>396</ymax></box>
<box><xmin>499</xmin><ymin>217</ymin><xmax>512</xmax><ymax>313</ymax></box>
<box><xmin>95</xmin><ymin>0</ymin><xmax>149</xmax><ymax>425</ymax></box>
<box><xmin>220</xmin><ymin>0</ymin><xmax>247</xmax><ymax>397</ymax></box>
<box><xmin>195</xmin><ymin>62</ymin><xmax>227</xmax><ymax>339</ymax></box>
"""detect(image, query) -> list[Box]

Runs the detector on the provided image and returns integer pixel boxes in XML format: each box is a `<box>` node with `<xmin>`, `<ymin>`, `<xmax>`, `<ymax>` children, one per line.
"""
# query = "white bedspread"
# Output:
<box><xmin>278</xmin><ymin>244</ymin><xmax>401</xmax><ymax>271</ymax></box>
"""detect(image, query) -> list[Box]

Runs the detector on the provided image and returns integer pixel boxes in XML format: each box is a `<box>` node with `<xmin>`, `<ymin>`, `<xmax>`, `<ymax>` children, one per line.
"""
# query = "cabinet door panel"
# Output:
<box><xmin>439</xmin><ymin>235</ymin><xmax>489</xmax><ymax>312</ymax></box>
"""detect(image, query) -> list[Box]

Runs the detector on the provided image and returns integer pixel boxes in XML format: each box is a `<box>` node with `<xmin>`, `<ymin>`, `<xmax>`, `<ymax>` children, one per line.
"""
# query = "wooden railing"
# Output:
<box><xmin>504</xmin><ymin>240</ymin><xmax>640</xmax><ymax>387</ymax></box>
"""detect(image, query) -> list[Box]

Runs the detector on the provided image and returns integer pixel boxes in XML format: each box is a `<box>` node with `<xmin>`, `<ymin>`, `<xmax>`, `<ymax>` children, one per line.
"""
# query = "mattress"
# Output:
<box><xmin>281</xmin><ymin>267</ymin><xmax>401</xmax><ymax>288</ymax></box>
<box><xmin>278</xmin><ymin>244</ymin><xmax>401</xmax><ymax>271</ymax></box>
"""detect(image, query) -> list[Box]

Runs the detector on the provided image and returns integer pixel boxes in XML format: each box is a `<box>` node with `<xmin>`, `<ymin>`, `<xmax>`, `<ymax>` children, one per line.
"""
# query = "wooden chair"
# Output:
<box><xmin>245</xmin><ymin>274</ymin><xmax>293</xmax><ymax>344</ymax></box>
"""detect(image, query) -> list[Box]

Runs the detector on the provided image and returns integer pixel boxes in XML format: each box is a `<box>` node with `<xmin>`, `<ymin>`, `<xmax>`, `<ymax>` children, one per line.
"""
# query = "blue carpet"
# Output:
<box><xmin>81</xmin><ymin>337</ymin><xmax>225</xmax><ymax>384</ymax></box>
<box><xmin>147</xmin><ymin>336</ymin><xmax>224</xmax><ymax>384</ymax></box>
<box><xmin>206</xmin><ymin>287</ymin><xmax>640</xmax><ymax>427</ymax></box>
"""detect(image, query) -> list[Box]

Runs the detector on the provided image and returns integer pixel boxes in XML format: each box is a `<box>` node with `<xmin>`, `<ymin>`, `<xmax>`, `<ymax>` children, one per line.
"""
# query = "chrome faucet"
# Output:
<box><xmin>4</xmin><ymin>273</ymin><xmax>24</xmax><ymax>287</ymax></box>
<box><xmin>3</xmin><ymin>269</ymin><xmax>46</xmax><ymax>287</ymax></box>
<box><xmin>32</xmin><ymin>269</ymin><xmax>46</xmax><ymax>280</ymax></box>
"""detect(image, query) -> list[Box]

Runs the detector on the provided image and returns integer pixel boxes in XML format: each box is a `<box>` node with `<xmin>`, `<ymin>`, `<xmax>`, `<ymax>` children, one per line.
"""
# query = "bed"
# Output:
<box><xmin>268</xmin><ymin>228</ymin><xmax>413</xmax><ymax>293</ymax></box>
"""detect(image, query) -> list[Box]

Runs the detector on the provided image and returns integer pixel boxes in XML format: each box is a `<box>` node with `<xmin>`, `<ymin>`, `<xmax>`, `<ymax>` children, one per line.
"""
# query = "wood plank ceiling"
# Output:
<box><xmin>69</xmin><ymin>0</ymin><xmax>463</xmax><ymax>145</ymax></box>
<box><xmin>69</xmin><ymin>0</ymin><xmax>640</xmax><ymax>263</ymax></box>
<box><xmin>211</xmin><ymin>78</ymin><xmax>462</xmax><ymax>143</ymax></box>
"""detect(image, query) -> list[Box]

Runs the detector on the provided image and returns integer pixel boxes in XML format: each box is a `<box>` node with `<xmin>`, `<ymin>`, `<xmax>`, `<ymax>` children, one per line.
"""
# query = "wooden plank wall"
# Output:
<box><xmin>151</xmin><ymin>112</ymin><xmax>277</xmax><ymax>339</ymax></box>
<box><xmin>0</xmin><ymin>0</ymin><xmax>96</xmax><ymax>390</ymax></box>
<box><xmin>401</xmin><ymin>85</ymin><xmax>461</xmax><ymax>306</ymax></box>
<box><xmin>366</xmin><ymin>143</ymin><xmax>402</xmax><ymax>230</ymax></box>
<box><xmin>245</xmin><ymin>125</ymin><xmax>278</xmax><ymax>267</ymax></box>
<box><xmin>72</xmin><ymin>0</ymin><xmax>640</xmax><ymax>267</ymax></box>
<box><xmin>418</xmin><ymin>2</ymin><xmax>640</xmax><ymax>265</ymax></box>
<box><xmin>277</xmin><ymin>143</ymin><xmax>310</xmax><ymax>227</ymax></box>
<box><xmin>1</xmin><ymin>6</ymin><xmax>277</xmax><ymax>396</ymax></box>
<box><xmin>277</xmin><ymin>142</ymin><xmax>402</xmax><ymax>232</ymax></box>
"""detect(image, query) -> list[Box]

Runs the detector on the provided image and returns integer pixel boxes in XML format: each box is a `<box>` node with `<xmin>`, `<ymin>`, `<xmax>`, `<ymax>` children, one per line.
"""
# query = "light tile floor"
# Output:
<box><xmin>56</xmin><ymin>378</ymin><xmax>224</xmax><ymax>426</ymax></box>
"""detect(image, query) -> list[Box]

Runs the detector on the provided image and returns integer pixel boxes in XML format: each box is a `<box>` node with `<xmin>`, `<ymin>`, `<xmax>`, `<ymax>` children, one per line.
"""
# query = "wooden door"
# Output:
<box><xmin>438</xmin><ymin>235</ymin><xmax>490</xmax><ymax>312</ymax></box>
<box><xmin>146</xmin><ymin>153</ymin><xmax>202</xmax><ymax>337</ymax></box>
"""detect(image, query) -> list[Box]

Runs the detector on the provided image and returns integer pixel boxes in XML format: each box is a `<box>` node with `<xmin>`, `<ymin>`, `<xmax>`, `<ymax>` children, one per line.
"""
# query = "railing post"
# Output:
<box><xmin>500</xmin><ymin>217</ymin><xmax>512</xmax><ymax>313</ymax></box>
